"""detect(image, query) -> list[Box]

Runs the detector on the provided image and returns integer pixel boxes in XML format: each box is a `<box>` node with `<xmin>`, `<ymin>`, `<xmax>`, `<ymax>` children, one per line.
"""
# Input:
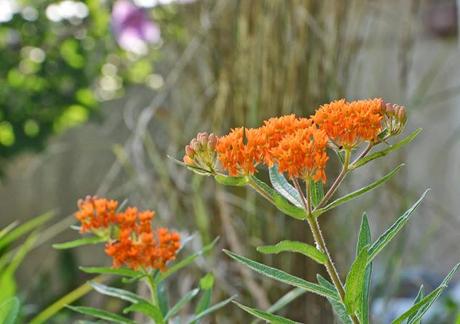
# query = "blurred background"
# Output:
<box><xmin>0</xmin><ymin>0</ymin><xmax>459</xmax><ymax>322</ymax></box>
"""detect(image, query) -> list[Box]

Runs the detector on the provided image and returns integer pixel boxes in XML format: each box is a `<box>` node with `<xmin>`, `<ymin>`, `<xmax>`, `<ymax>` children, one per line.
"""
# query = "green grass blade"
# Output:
<box><xmin>407</xmin><ymin>285</ymin><xmax>424</xmax><ymax>324</ymax></box>
<box><xmin>0</xmin><ymin>297</ymin><xmax>19</xmax><ymax>324</ymax></box>
<box><xmin>164</xmin><ymin>288</ymin><xmax>200</xmax><ymax>320</ymax></box>
<box><xmin>266</xmin><ymin>288</ymin><xmax>306</xmax><ymax>314</ymax></box>
<box><xmin>233</xmin><ymin>301</ymin><xmax>300</xmax><ymax>324</ymax></box>
<box><xmin>257</xmin><ymin>240</ymin><xmax>327</xmax><ymax>264</ymax></box>
<box><xmin>356</xmin><ymin>213</ymin><xmax>372</xmax><ymax>324</ymax></box>
<box><xmin>224</xmin><ymin>250</ymin><xmax>336</xmax><ymax>299</ymax></box>
<box><xmin>368</xmin><ymin>189</ymin><xmax>429</xmax><ymax>263</ymax></box>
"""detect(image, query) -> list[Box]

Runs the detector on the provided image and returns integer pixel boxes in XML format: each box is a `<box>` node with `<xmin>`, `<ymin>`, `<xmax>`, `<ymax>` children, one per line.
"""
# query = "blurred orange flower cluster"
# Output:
<box><xmin>192</xmin><ymin>98</ymin><xmax>390</xmax><ymax>182</ymax></box>
<box><xmin>76</xmin><ymin>196</ymin><xmax>180</xmax><ymax>271</ymax></box>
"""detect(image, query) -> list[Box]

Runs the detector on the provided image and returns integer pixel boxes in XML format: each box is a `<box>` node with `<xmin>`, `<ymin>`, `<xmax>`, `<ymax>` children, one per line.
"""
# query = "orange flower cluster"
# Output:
<box><xmin>312</xmin><ymin>98</ymin><xmax>384</xmax><ymax>148</ymax></box>
<box><xmin>76</xmin><ymin>196</ymin><xmax>118</xmax><ymax>233</ymax></box>
<box><xmin>271</xmin><ymin>126</ymin><xmax>329</xmax><ymax>181</ymax></box>
<box><xmin>75</xmin><ymin>197</ymin><xmax>180</xmax><ymax>271</ymax></box>
<box><xmin>105</xmin><ymin>207</ymin><xmax>180</xmax><ymax>271</ymax></box>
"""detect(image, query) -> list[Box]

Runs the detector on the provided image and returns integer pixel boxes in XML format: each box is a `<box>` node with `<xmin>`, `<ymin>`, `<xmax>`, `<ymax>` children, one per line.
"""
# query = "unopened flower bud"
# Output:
<box><xmin>185</xmin><ymin>145</ymin><xmax>195</xmax><ymax>158</ymax></box>
<box><xmin>183</xmin><ymin>155</ymin><xmax>194</xmax><ymax>166</ymax></box>
<box><xmin>197</xmin><ymin>132</ymin><xmax>209</xmax><ymax>146</ymax></box>
<box><xmin>208</xmin><ymin>133</ymin><xmax>217</xmax><ymax>149</ymax></box>
<box><xmin>190</xmin><ymin>138</ymin><xmax>200</xmax><ymax>151</ymax></box>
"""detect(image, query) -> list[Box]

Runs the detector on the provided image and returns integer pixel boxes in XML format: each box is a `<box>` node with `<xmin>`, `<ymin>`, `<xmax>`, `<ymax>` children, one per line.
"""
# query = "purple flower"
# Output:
<box><xmin>111</xmin><ymin>0</ymin><xmax>160</xmax><ymax>54</ymax></box>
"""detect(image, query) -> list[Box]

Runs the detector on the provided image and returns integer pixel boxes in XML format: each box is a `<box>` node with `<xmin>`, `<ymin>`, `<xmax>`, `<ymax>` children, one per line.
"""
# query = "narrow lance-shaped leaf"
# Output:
<box><xmin>269</xmin><ymin>165</ymin><xmax>303</xmax><ymax>207</ymax></box>
<box><xmin>193</xmin><ymin>273</ymin><xmax>215</xmax><ymax>323</ymax></box>
<box><xmin>186</xmin><ymin>295</ymin><xmax>237</xmax><ymax>323</ymax></box>
<box><xmin>164</xmin><ymin>288</ymin><xmax>200</xmax><ymax>320</ymax></box>
<box><xmin>224</xmin><ymin>250</ymin><xmax>337</xmax><ymax>299</ymax></box>
<box><xmin>351</xmin><ymin>128</ymin><xmax>421</xmax><ymax>169</ymax></box>
<box><xmin>123</xmin><ymin>302</ymin><xmax>165</xmax><ymax>324</ymax></box>
<box><xmin>356</xmin><ymin>213</ymin><xmax>372</xmax><ymax>324</ymax></box>
<box><xmin>67</xmin><ymin>306</ymin><xmax>135</xmax><ymax>324</ymax></box>
<box><xmin>407</xmin><ymin>285</ymin><xmax>424</xmax><ymax>324</ymax></box>
<box><xmin>344</xmin><ymin>245</ymin><xmax>369</xmax><ymax>315</ymax></box>
<box><xmin>309</xmin><ymin>179</ymin><xmax>324</xmax><ymax>208</ymax></box>
<box><xmin>257</xmin><ymin>240</ymin><xmax>327</xmax><ymax>264</ymax></box>
<box><xmin>368</xmin><ymin>189</ymin><xmax>429</xmax><ymax>263</ymax></box>
<box><xmin>266</xmin><ymin>288</ymin><xmax>306</xmax><ymax>314</ymax></box>
<box><xmin>53</xmin><ymin>236</ymin><xmax>106</xmax><ymax>250</ymax></box>
<box><xmin>0</xmin><ymin>297</ymin><xmax>20</xmax><ymax>324</ymax></box>
<box><xmin>233</xmin><ymin>301</ymin><xmax>300</xmax><ymax>324</ymax></box>
<box><xmin>90</xmin><ymin>282</ymin><xmax>146</xmax><ymax>304</ymax></box>
<box><xmin>79</xmin><ymin>266</ymin><xmax>139</xmax><ymax>278</ymax></box>
<box><xmin>391</xmin><ymin>263</ymin><xmax>459</xmax><ymax>324</ymax></box>
<box><xmin>249</xmin><ymin>176</ymin><xmax>305</xmax><ymax>220</ymax></box>
<box><xmin>317</xmin><ymin>275</ymin><xmax>352</xmax><ymax>324</ymax></box>
<box><xmin>315</xmin><ymin>164</ymin><xmax>403</xmax><ymax>217</ymax></box>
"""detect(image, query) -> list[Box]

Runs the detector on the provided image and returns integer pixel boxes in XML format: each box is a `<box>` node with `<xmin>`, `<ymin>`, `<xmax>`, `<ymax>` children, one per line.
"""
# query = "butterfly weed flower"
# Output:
<box><xmin>215</xmin><ymin>127</ymin><xmax>266</xmax><ymax>176</ymax></box>
<box><xmin>76</xmin><ymin>196</ymin><xmax>118</xmax><ymax>233</ymax></box>
<box><xmin>271</xmin><ymin>126</ymin><xmax>329</xmax><ymax>182</ymax></box>
<box><xmin>313</xmin><ymin>98</ymin><xmax>384</xmax><ymax>149</ymax></box>
<box><xmin>183</xmin><ymin>132</ymin><xmax>218</xmax><ymax>174</ymax></box>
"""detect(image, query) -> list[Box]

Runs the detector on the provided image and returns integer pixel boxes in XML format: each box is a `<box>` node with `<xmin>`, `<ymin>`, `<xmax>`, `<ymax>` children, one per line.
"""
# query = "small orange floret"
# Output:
<box><xmin>215</xmin><ymin>127</ymin><xmax>265</xmax><ymax>176</ymax></box>
<box><xmin>75</xmin><ymin>196</ymin><xmax>118</xmax><ymax>233</ymax></box>
<box><xmin>271</xmin><ymin>126</ymin><xmax>329</xmax><ymax>182</ymax></box>
<box><xmin>258</xmin><ymin>115</ymin><xmax>313</xmax><ymax>165</ymax></box>
<box><xmin>313</xmin><ymin>98</ymin><xmax>383</xmax><ymax>148</ymax></box>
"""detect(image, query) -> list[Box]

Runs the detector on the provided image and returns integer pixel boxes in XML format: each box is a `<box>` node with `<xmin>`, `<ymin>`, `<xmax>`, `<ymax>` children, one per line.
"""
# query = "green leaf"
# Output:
<box><xmin>266</xmin><ymin>288</ymin><xmax>306</xmax><ymax>314</ymax></box>
<box><xmin>257</xmin><ymin>240</ymin><xmax>327</xmax><ymax>264</ymax></box>
<box><xmin>233</xmin><ymin>301</ymin><xmax>300</xmax><ymax>324</ymax></box>
<box><xmin>159</xmin><ymin>237</ymin><xmax>218</xmax><ymax>282</ymax></box>
<box><xmin>250</xmin><ymin>176</ymin><xmax>305</xmax><ymax>220</ymax></box>
<box><xmin>391</xmin><ymin>263</ymin><xmax>459</xmax><ymax>324</ymax></box>
<box><xmin>356</xmin><ymin>213</ymin><xmax>372</xmax><ymax>324</ymax></box>
<box><xmin>344</xmin><ymin>245</ymin><xmax>369</xmax><ymax>314</ymax></box>
<box><xmin>214</xmin><ymin>175</ymin><xmax>249</xmax><ymax>186</ymax></box>
<box><xmin>224</xmin><ymin>250</ymin><xmax>336</xmax><ymax>299</ymax></box>
<box><xmin>53</xmin><ymin>236</ymin><xmax>106</xmax><ymax>250</ymax></box>
<box><xmin>351</xmin><ymin>128</ymin><xmax>421</xmax><ymax>169</ymax></box>
<box><xmin>309</xmin><ymin>180</ymin><xmax>324</xmax><ymax>208</ymax></box>
<box><xmin>0</xmin><ymin>212</ymin><xmax>53</xmax><ymax>250</ymax></box>
<box><xmin>0</xmin><ymin>223</ymin><xmax>18</xmax><ymax>242</ymax></box>
<box><xmin>157</xmin><ymin>281</ymin><xmax>169</xmax><ymax>316</ymax></box>
<box><xmin>316</xmin><ymin>164</ymin><xmax>403</xmax><ymax>217</ymax></box>
<box><xmin>165</xmin><ymin>288</ymin><xmax>200</xmax><ymax>320</ymax></box>
<box><xmin>269</xmin><ymin>165</ymin><xmax>303</xmax><ymax>207</ymax></box>
<box><xmin>79</xmin><ymin>266</ymin><xmax>139</xmax><ymax>278</ymax></box>
<box><xmin>67</xmin><ymin>306</ymin><xmax>135</xmax><ymax>324</ymax></box>
<box><xmin>368</xmin><ymin>189</ymin><xmax>429</xmax><ymax>263</ymax></box>
<box><xmin>317</xmin><ymin>275</ymin><xmax>352</xmax><ymax>324</ymax></box>
<box><xmin>407</xmin><ymin>285</ymin><xmax>424</xmax><ymax>324</ymax></box>
<box><xmin>123</xmin><ymin>301</ymin><xmax>164</xmax><ymax>324</ymax></box>
<box><xmin>90</xmin><ymin>282</ymin><xmax>146</xmax><ymax>304</ymax></box>
<box><xmin>187</xmin><ymin>295</ymin><xmax>237</xmax><ymax>323</ymax></box>
<box><xmin>192</xmin><ymin>274</ymin><xmax>214</xmax><ymax>323</ymax></box>
<box><xmin>0</xmin><ymin>297</ymin><xmax>20</xmax><ymax>324</ymax></box>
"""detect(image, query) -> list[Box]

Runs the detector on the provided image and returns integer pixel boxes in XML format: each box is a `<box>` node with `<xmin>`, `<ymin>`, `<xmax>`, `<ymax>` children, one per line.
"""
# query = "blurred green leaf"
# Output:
<box><xmin>391</xmin><ymin>263</ymin><xmax>459</xmax><ymax>324</ymax></box>
<box><xmin>79</xmin><ymin>266</ymin><xmax>139</xmax><ymax>278</ymax></box>
<box><xmin>215</xmin><ymin>174</ymin><xmax>249</xmax><ymax>186</ymax></box>
<box><xmin>356</xmin><ymin>213</ymin><xmax>372</xmax><ymax>324</ymax></box>
<box><xmin>266</xmin><ymin>288</ymin><xmax>306</xmax><ymax>314</ymax></box>
<box><xmin>90</xmin><ymin>282</ymin><xmax>146</xmax><ymax>304</ymax></box>
<box><xmin>192</xmin><ymin>274</ymin><xmax>214</xmax><ymax>323</ymax></box>
<box><xmin>233</xmin><ymin>301</ymin><xmax>299</xmax><ymax>324</ymax></box>
<box><xmin>224</xmin><ymin>250</ymin><xmax>336</xmax><ymax>299</ymax></box>
<box><xmin>351</xmin><ymin>129</ymin><xmax>421</xmax><ymax>169</ymax></box>
<box><xmin>315</xmin><ymin>165</ymin><xmax>403</xmax><ymax>217</ymax></box>
<box><xmin>187</xmin><ymin>295</ymin><xmax>237</xmax><ymax>323</ymax></box>
<box><xmin>53</xmin><ymin>236</ymin><xmax>106</xmax><ymax>250</ymax></box>
<box><xmin>0</xmin><ymin>297</ymin><xmax>19</xmax><ymax>324</ymax></box>
<box><xmin>257</xmin><ymin>240</ymin><xmax>327</xmax><ymax>264</ymax></box>
<box><xmin>67</xmin><ymin>306</ymin><xmax>135</xmax><ymax>324</ymax></box>
<box><xmin>123</xmin><ymin>301</ymin><xmax>164</xmax><ymax>324</ymax></box>
<box><xmin>344</xmin><ymin>245</ymin><xmax>369</xmax><ymax>315</ymax></box>
<box><xmin>368</xmin><ymin>189</ymin><xmax>429</xmax><ymax>263</ymax></box>
<box><xmin>165</xmin><ymin>288</ymin><xmax>200</xmax><ymax>320</ymax></box>
<box><xmin>269</xmin><ymin>165</ymin><xmax>303</xmax><ymax>207</ymax></box>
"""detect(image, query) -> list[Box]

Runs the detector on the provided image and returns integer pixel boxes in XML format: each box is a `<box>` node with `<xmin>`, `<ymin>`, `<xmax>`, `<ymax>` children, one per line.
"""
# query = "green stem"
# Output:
<box><xmin>145</xmin><ymin>272</ymin><xmax>159</xmax><ymax>307</ymax></box>
<box><xmin>248</xmin><ymin>177</ymin><xmax>274</xmax><ymax>204</ymax></box>
<box><xmin>294</xmin><ymin>179</ymin><xmax>360</xmax><ymax>324</ymax></box>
